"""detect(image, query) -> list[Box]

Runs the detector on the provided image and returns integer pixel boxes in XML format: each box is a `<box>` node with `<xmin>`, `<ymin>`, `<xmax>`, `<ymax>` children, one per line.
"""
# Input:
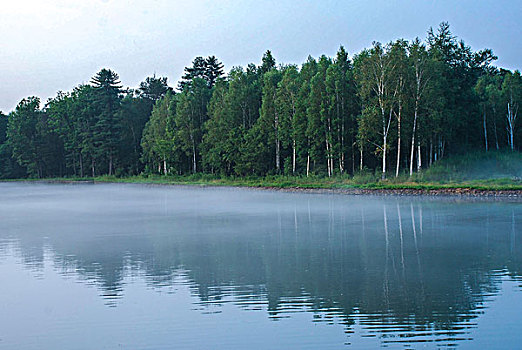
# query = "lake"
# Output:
<box><xmin>0</xmin><ymin>183</ymin><xmax>521</xmax><ymax>349</ymax></box>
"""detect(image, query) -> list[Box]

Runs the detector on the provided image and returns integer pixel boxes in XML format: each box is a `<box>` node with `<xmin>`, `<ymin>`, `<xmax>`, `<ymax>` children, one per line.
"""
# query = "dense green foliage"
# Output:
<box><xmin>1</xmin><ymin>23</ymin><xmax>520</xmax><ymax>180</ymax></box>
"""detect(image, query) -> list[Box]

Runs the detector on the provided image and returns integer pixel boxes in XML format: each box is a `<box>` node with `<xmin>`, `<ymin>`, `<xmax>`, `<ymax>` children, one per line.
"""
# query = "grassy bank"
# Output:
<box><xmin>13</xmin><ymin>174</ymin><xmax>519</xmax><ymax>192</ymax></box>
<box><xmin>5</xmin><ymin>151</ymin><xmax>522</xmax><ymax>192</ymax></box>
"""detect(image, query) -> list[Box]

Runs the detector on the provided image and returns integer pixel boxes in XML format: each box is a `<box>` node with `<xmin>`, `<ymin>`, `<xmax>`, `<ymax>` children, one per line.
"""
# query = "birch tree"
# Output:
<box><xmin>408</xmin><ymin>39</ymin><xmax>431</xmax><ymax>176</ymax></box>
<box><xmin>297</xmin><ymin>56</ymin><xmax>317</xmax><ymax>176</ymax></box>
<box><xmin>355</xmin><ymin>42</ymin><xmax>396</xmax><ymax>180</ymax></box>
<box><xmin>175</xmin><ymin>78</ymin><xmax>211</xmax><ymax>173</ymax></box>
<box><xmin>388</xmin><ymin>40</ymin><xmax>408</xmax><ymax>177</ymax></box>
<box><xmin>260</xmin><ymin>69</ymin><xmax>283</xmax><ymax>172</ymax></box>
<box><xmin>308</xmin><ymin>56</ymin><xmax>332</xmax><ymax>176</ymax></box>
<box><xmin>502</xmin><ymin>71</ymin><xmax>521</xmax><ymax>151</ymax></box>
<box><xmin>326</xmin><ymin>46</ymin><xmax>357</xmax><ymax>175</ymax></box>
<box><xmin>276</xmin><ymin>65</ymin><xmax>300</xmax><ymax>174</ymax></box>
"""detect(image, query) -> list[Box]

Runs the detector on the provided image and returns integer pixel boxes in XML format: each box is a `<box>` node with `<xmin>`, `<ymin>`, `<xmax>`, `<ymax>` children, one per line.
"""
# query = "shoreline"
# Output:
<box><xmin>3</xmin><ymin>178</ymin><xmax>522</xmax><ymax>198</ymax></box>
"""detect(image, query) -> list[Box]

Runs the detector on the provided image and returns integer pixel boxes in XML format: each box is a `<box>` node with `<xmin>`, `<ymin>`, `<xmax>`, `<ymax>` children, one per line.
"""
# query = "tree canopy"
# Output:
<box><xmin>1</xmin><ymin>23</ymin><xmax>520</xmax><ymax>179</ymax></box>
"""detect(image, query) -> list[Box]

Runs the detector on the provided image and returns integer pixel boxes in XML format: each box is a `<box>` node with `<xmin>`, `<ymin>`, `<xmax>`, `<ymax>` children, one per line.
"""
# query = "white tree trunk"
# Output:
<box><xmin>396</xmin><ymin>109</ymin><xmax>401</xmax><ymax>177</ymax></box>
<box><xmin>382</xmin><ymin>135</ymin><xmax>387</xmax><ymax>180</ymax></box>
<box><xmin>507</xmin><ymin>102</ymin><xmax>517</xmax><ymax>151</ymax></box>
<box><xmin>360</xmin><ymin>147</ymin><xmax>363</xmax><ymax>171</ymax></box>
<box><xmin>192</xmin><ymin>144</ymin><xmax>197</xmax><ymax>173</ymax></box>
<box><xmin>417</xmin><ymin>143</ymin><xmax>422</xmax><ymax>172</ymax></box>
<box><xmin>409</xmin><ymin>107</ymin><xmax>418</xmax><ymax>176</ymax></box>
<box><xmin>306</xmin><ymin>153</ymin><xmax>310</xmax><ymax>177</ymax></box>
<box><xmin>292</xmin><ymin>139</ymin><xmax>296</xmax><ymax>175</ymax></box>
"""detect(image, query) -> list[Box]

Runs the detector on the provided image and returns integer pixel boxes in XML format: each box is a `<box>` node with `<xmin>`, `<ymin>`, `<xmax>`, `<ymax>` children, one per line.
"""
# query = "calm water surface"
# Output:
<box><xmin>0</xmin><ymin>183</ymin><xmax>521</xmax><ymax>349</ymax></box>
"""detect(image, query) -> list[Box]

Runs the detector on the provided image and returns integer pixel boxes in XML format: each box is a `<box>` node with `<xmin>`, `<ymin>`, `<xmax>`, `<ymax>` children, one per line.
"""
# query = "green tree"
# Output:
<box><xmin>355</xmin><ymin>43</ymin><xmax>397</xmax><ymax>179</ymax></box>
<box><xmin>407</xmin><ymin>38</ymin><xmax>434</xmax><ymax>175</ymax></box>
<box><xmin>201</xmin><ymin>79</ymin><xmax>242</xmax><ymax>174</ymax></box>
<box><xmin>117</xmin><ymin>93</ymin><xmax>153</xmax><ymax>175</ymax></box>
<box><xmin>174</xmin><ymin>78</ymin><xmax>211</xmax><ymax>173</ymax></box>
<box><xmin>325</xmin><ymin>46</ymin><xmax>358</xmax><ymax>175</ymax></box>
<box><xmin>139</xmin><ymin>75</ymin><xmax>172</xmax><ymax>105</ymax></box>
<box><xmin>307</xmin><ymin>55</ymin><xmax>332</xmax><ymax>176</ymax></box>
<box><xmin>7</xmin><ymin>97</ymin><xmax>61</xmax><ymax>177</ymax></box>
<box><xmin>260</xmin><ymin>50</ymin><xmax>276</xmax><ymax>74</ymax></box>
<box><xmin>276</xmin><ymin>65</ymin><xmax>300</xmax><ymax>174</ymax></box>
<box><xmin>202</xmin><ymin>67</ymin><xmax>259</xmax><ymax>175</ymax></box>
<box><xmin>501</xmin><ymin>71</ymin><xmax>522</xmax><ymax>151</ymax></box>
<box><xmin>91</xmin><ymin>68</ymin><xmax>123</xmax><ymax>175</ymax></box>
<box><xmin>204</xmin><ymin>56</ymin><xmax>225</xmax><ymax>88</ymax></box>
<box><xmin>427</xmin><ymin>22</ymin><xmax>496</xmax><ymax>158</ymax></box>
<box><xmin>386</xmin><ymin>40</ymin><xmax>409</xmax><ymax>177</ymax></box>
<box><xmin>259</xmin><ymin>69</ymin><xmax>283</xmax><ymax>172</ymax></box>
<box><xmin>296</xmin><ymin>56</ymin><xmax>318</xmax><ymax>176</ymax></box>
<box><xmin>141</xmin><ymin>91</ymin><xmax>177</xmax><ymax>174</ymax></box>
<box><xmin>0</xmin><ymin>111</ymin><xmax>24</xmax><ymax>178</ymax></box>
<box><xmin>179</xmin><ymin>56</ymin><xmax>224</xmax><ymax>90</ymax></box>
<box><xmin>46</xmin><ymin>90</ymin><xmax>81</xmax><ymax>176</ymax></box>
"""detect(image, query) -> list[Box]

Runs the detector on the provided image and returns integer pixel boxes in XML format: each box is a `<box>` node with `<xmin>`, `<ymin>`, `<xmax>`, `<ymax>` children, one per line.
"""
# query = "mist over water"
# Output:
<box><xmin>0</xmin><ymin>183</ymin><xmax>521</xmax><ymax>349</ymax></box>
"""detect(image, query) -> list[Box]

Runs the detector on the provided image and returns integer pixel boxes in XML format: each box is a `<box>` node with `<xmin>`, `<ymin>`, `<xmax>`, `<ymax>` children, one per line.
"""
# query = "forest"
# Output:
<box><xmin>0</xmin><ymin>23</ymin><xmax>520</xmax><ymax>180</ymax></box>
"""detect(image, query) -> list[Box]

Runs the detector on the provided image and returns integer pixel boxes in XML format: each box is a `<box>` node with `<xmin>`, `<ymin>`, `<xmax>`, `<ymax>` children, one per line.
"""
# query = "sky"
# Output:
<box><xmin>1</xmin><ymin>0</ymin><xmax>521</xmax><ymax>113</ymax></box>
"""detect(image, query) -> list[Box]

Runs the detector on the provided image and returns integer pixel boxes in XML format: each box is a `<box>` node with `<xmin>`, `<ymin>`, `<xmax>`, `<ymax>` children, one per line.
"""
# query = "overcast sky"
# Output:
<box><xmin>1</xmin><ymin>0</ymin><xmax>520</xmax><ymax>113</ymax></box>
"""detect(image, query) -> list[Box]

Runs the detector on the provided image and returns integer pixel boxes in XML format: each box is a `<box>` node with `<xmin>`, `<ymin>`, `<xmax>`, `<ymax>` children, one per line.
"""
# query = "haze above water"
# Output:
<box><xmin>0</xmin><ymin>183</ymin><xmax>521</xmax><ymax>349</ymax></box>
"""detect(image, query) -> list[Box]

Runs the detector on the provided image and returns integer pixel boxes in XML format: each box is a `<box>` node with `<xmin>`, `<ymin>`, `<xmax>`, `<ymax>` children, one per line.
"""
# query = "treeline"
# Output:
<box><xmin>0</xmin><ymin>23</ymin><xmax>520</xmax><ymax>179</ymax></box>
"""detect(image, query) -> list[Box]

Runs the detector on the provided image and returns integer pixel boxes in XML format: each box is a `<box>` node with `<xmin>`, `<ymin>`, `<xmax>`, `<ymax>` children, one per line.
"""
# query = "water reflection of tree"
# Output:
<box><xmin>4</xmin><ymin>195</ymin><xmax>521</xmax><ymax>344</ymax></box>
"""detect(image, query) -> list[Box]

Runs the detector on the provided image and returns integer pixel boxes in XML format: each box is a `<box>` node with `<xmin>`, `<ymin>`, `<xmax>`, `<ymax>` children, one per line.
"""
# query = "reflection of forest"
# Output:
<box><xmin>1</xmin><ymin>186</ymin><xmax>521</xmax><ymax>346</ymax></box>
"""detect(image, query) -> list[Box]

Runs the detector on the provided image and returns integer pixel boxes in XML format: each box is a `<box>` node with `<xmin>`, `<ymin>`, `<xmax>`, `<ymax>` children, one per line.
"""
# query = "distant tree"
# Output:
<box><xmin>356</xmin><ymin>106</ymin><xmax>380</xmax><ymax>171</ymax></box>
<box><xmin>204</xmin><ymin>56</ymin><xmax>224</xmax><ymax>88</ymax></box>
<box><xmin>386</xmin><ymin>40</ymin><xmax>408</xmax><ymax>177</ymax></box>
<box><xmin>355</xmin><ymin>43</ymin><xmax>397</xmax><ymax>179</ymax></box>
<box><xmin>222</xmin><ymin>65</ymin><xmax>263</xmax><ymax>175</ymax></box>
<box><xmin>91</xmin><ymin>69</ymin><xmax>122</xmax><ymax>97</ymax></box>
<box><xmin>502</xmin><ymin>71</ymin><xmax>521</xmax><ymax>151</ymax></box>
<box><xmin>202</xmin><ymin>67</ymin><xmax>259</xmax><ymax>175</ymax></box>
<box><xmin>258</xmin><ymin>69</ymin><xmax>283</xmax><ymax>172</ymax></box>
<box><xmin>201</xmin><ymin>79</ymin><xmax>236</xmax><ymax>174</ymax></box>
<box><xmin>117</xmin><ymin>93</ymin><xmax>153</xmax><ymax>175</ymax></box>
<box><xmin>174</xmin><ymin>78</ymin><xmax>211</xmax><ymax>173</ymax></box>
<box><xmin>91</xmin><ymin>68</ymin><xmax>123</xmax><ymax>175</ymax></box>
<box><xmin>325</xmin><ymin>46</ymin><xmax>358</xmax><ymax>175</ymax></box>
<box><xmin>0</xmin><ymin>112</ymin><xmax>21</xmax><ymax>178</ymax></box>
<box><xmin>427</xmin><ymin>22</ymin><xmax>496</xmax><ymax>157</ymax></box>
<box><xmin>305</xmin><ymin>56</ymin><xmax>332</xmax><ymax>176</ymax></box>
<box><xmin>260</xmin><ymin>50</ymin><xmax>276</xmax><ymax>74</ymax></box>
<box><xmin>7</xmin><ymin>98</ymin><xmax>42</xmax><ymax>176</ymax></box>
<box><xmin>7</xmin><ymin>97</ymin><xmax>61</xmax><ymax>177</ymax></box>
<box><xmin>276</xmin><ymin>65</ymin><xmax>300</xmax><ymax>174</ymax></box>
<box><xmin>0</xmin><ymin>111</ymin><xmax>7</xmax><ymax>146</ymax></box>
<box><xmin>139</xmin><ymin>75</ymin><xmax>171</xmax><ymax>104</ymax></box>
<box><xmin>296</xmin><ymin>56</ymin><xmax>318</xmax><ymax>176</ymax></box>
<box><xmin>179</xmin><ymin>56</ymin><xmax>224</xmax><ymax>90</ymax></box>
<box><xmin>0</xmin><ymin>112</ymin><xmax>24</xmax><ymax>179</ymax></box>
<box><xmin>476</xmin><ymin>72</ymin><xmax>505</xmax><ymax>150</ymax></box>
<box><xmin>46</xmin><ymin>90</ymin><xmax>80</xmax><ymax>176</ymax></box>
<box><xmin>408</xmin><ymin>38</ymin><xmax>433</xmax><ymax>175</ymax></box>
<box><xmin>141</xmin><ymin>91</ymin><xmax>177</xmax><ymax>174</ymax></box>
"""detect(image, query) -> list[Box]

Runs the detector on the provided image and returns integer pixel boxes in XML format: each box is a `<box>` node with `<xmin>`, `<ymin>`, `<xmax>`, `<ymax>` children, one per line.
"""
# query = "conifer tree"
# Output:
<box><xmin>139</xmin><ymin>75</ymin><xmax>171</xmax><ymax>104</ymax></box>
<box><xmin>91</xmin><ymin>69</ymin><xmax>122</xmax><ymax>175</ymax></box>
